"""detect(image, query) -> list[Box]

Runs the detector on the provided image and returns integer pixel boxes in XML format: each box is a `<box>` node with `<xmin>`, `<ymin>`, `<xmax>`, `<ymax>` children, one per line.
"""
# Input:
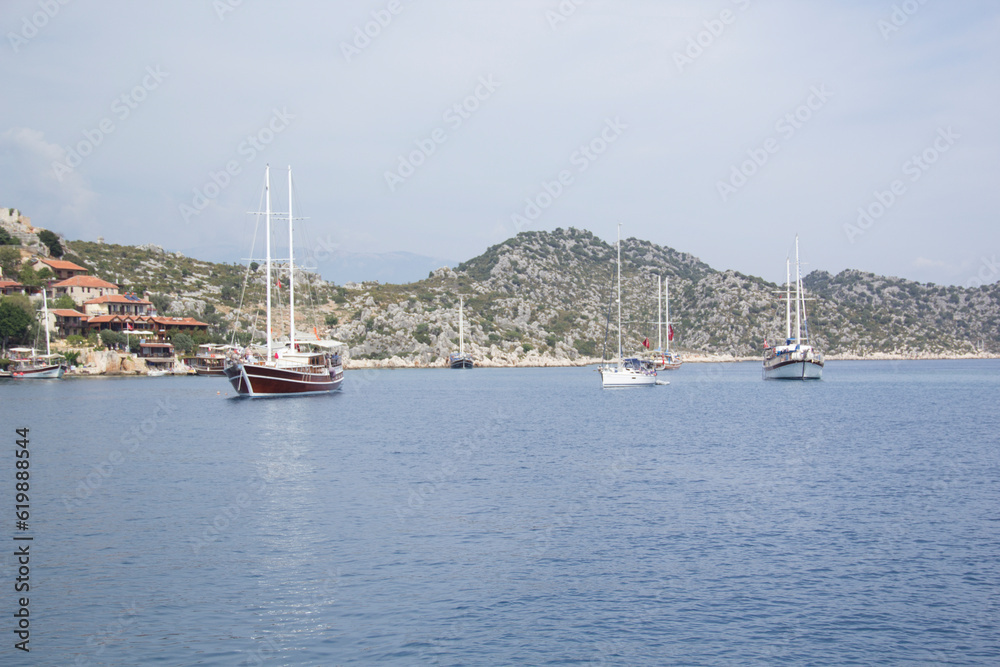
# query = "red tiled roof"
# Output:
<box><xmin>151</xmin><ymin>316</ymin><xmax>208</xmax><ymax>327</ymax></box>
<box><xmin>53</xmin><ymin>275</ymin><xmax>118</xmax><ymax>289</ymax></box>
<box><xmin>51</xmin><ymin>309</ymin><xmax>86</xmax><ymax>317</ymax></box>
<box><xmin>38</xmin><ymin>258</ymin><xmax>88</xmax><ymax>272</ymax></box>
<box><xmin>0</xmin><ymin>279</ymin><xmax>24</xmax><ymax>288</ymax></box>
<box><xmin>83</xmin><ymin>294</ymin><xmax>152</xmax><ymax>305</ymax></box>
<box><xmin>87</xmin><ymin>314</ymin><xmax>153</xmax><ymax>324</ymax></box>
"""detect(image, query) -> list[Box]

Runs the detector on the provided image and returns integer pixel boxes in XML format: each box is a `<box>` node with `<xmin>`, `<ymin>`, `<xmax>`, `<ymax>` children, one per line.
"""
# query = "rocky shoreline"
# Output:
<box><xmin>56</xmin><ymin>348</ymin><xmax>996</xmax><ymax>376</ymax></box>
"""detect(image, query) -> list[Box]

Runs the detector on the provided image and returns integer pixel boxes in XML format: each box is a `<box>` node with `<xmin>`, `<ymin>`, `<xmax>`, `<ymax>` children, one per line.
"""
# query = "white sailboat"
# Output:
<box><xmin>223</xmin><ymin>165</ymin><xmax>345</xmax><ymax>396</ymax></box>
<box><xmin>599</xmin><ymin>224</ymin><xmax>657</xmax><ymax>388</ymax></box>
<box><xmin>651</xmin><ymin>275</ymin><xmax>682</xmax><ymax>371</ymax></box>
<box><xmin>448</xmin><ymin>295</ymin><xmax>474</xmax><ymax>369</ymax></box>
<box><xmin>763</xmin><ymin>235</ymin><xmax>824</xmax><ymax>380</ymax></box>
<box><xmin>9</xmin><ymin>287</ymin><xmax>64</xmax><ymax>379</ymax></box>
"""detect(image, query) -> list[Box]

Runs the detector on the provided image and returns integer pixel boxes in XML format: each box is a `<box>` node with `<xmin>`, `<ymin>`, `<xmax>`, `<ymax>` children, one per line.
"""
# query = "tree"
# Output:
<box><xmin>37</xmin><ymin>230</ymin><xmax>64</xmax><ymax>258</ymax></box>
<box><xmin>0</xmin><ymin>298</ymin><xmax>33</xmax><ymax>349</ymax></box>
<box><xmin>249</xmin><ymin>261</ymin><xmax>259</xmax><ymax>273</ymax></box>
<box><xmin>0</xmin><ymin>246</ymin><xmax>21</xmax><ymax>277</ymax></box>
<box><xmin>99</xmin><ymin>329</ymin><xmax>125</xmax><ymax>349</ymax></box>
<box><xmin>150</xmin><ymin>293</ymin><xmax>171</xmax><ymax>315</ymax></box>
<box><xmin>53</xmin><ymin>294</ymin><xmax>76</xmax><ymax>309</ymax></box>
<box><xmin>18</xmin><ymin>265</ymin><xmax>54</xmax><ymax>288</ymax></box>
<box><xmin>0</xmin><ymin>227</ymin><xmax>19</xmax><ymax>246</ymax></box>
<box><xmin>171</xmin><ymin>332</ymin><xmax>194</xmax><ymax>354</ymax></box>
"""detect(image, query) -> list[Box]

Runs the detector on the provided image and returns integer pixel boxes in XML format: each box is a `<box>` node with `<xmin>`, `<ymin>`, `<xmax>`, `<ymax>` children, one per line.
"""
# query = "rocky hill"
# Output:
<box><xmin>54</xmin><ymin>227</ymin><xmax>1000</xmax><ymax>364</ymax></box>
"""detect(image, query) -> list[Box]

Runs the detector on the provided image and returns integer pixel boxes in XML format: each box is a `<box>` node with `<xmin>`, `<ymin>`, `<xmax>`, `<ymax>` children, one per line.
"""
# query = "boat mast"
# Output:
<box><xmin>665</xmin><ymin>276</ymin><xmax>671</xmax><ymax>354</ymax></box>
<box><xmin>785</xmin><ymin>256</ymin><xmax>791</xmax><ymax>341</ymax></box>
<box><xmin>265</xmin><ymin>165</ymin><xmax>272</xmax><ymax>359</ymax></box>
<box><xmin>616</xmin><ymin>223</ymin><xmax>622</xmax><ymax>367</ymax></box>
<box><xmin>794</xmin><ymin>235</ymin><xmax>801</xmax><ymax>345</ymax></box>
<box><xmin>656</xmin><ymin>275</ymin><xmax>662</xmax><ymax>351</ymax></box>
<box><xmin>42</xmin><ymin>285</ymin><xmax>50</xmax><ymax>356</ymax></box>
<box><xmin>288</xmin><ymin>165</ymin><xmax>295</xmax><ymax>349</ymax></box>
<box><xmin>459</xmin><ymin>296</ymin><xmax>464</xmax><ymax>356</ymax></box>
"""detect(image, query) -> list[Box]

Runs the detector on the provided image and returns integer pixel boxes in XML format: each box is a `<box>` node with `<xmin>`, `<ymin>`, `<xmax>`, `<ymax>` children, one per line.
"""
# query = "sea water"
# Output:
<box><xmin>1</xmin><ymin>360</ymin><xmax>997</xmax><ymax>665</ymax></box>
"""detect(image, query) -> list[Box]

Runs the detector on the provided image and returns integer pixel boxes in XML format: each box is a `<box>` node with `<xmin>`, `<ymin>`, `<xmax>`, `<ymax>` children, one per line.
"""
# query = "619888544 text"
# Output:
<box><xmin>13</xmin><ymin>426</ymin><xmax>32</xmax><ymax>653</ymax></box>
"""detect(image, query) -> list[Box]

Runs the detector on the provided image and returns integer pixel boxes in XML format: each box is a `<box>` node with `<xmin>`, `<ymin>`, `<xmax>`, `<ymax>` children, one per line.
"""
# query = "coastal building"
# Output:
<box><xmin>139</xmin><ymin>341</ymin><xmax>175</xmax><ymax>361</ymax></box>
<box><xmin>34</xmin><ymin>257</ymin><xmax>89</xmax><ymax>281</ymax></box>
<box><xmin>50</xmin><ymin>309</ymin><xmax>88</xmax><ymax>337</ymax></box>
<box><xmin>52</xmin><ymin>275</ymin><xmax>120</xmax><ymax>305</ymax></box>
<box><xmin>0</xmin><ymin>279</ymin><xmax>25</xmax><ymax>296</ymax></box>
<box><xmin>85</xmin><ymin>314</ymin><xmax>153</xmax><ymax>334</ymax></box>
<box><xmin>83</xmin><ymin>314</ymin><xmax>208</xmax><ymax>339</ymax></box>
<box><xmin>82</xmin><ymin>293</ymin><xmax>153</xmax><ymax>317</ymax></box>
<box><xmin>150</xmin><ymin>316</ymin><xmax>209</xmax><ymax>338</ymax></box>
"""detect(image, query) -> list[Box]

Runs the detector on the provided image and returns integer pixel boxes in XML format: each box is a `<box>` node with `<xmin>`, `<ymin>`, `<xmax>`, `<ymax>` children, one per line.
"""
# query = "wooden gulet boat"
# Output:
<box><xmin>763</xmin><ymin>235</ymin><xmax>824</xmax><ymax>380</ymax></box>
<box><xmin>223</xmin><ymin>165</ymin><xmax>344</xmax><ymax>397</ymax></box>
<box><xmin>448</xmin><ymin>295</ymin><xmax>474</xmax><ymax>369</ymax></box>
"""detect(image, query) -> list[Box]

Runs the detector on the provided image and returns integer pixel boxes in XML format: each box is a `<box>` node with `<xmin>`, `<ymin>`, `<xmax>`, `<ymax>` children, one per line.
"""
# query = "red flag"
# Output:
<box><xmin>276</xmin><ymin>278</ymin><xmax>283</xmax><ymax>289</ymax></box>
<box><xmin>764</xmin><ymin>339</ymin><xmax>769</xmax><ymax>349</ymax></box>
<box><xmin>642</xmin><ymin>337</ymin><xmax>650</xmax><ymax>349</ymax></box>
<box><xmin>668</xmin><ymin>325</ymin><xmax>674</xmax><ymax>341</ymax></box>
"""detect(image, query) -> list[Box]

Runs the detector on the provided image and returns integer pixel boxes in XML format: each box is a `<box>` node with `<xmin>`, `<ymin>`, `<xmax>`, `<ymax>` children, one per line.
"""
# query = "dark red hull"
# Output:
<box><xmin>224</xmin><ymin>362</ymin><xmax>343</xmax><ymax>396</ymax></box>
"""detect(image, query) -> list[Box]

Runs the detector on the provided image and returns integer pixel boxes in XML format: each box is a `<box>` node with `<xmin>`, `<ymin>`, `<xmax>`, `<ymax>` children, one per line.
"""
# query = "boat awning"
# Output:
<box><xmin>297</xmin><ymin>339</ymin><xmax>346</xmax><ymax>349</ymax></box>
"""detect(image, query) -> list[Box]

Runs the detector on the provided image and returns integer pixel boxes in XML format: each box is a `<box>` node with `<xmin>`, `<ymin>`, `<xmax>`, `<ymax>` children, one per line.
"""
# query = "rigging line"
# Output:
<box><xmin>601</xmin><ymin>262</ymin><xmax>614</xmax><ymax>363</ymax></box>
<box><xmin>232</xmin><ymin>180</ymin><xmax>267</xmax><ymax>346</ymax></box>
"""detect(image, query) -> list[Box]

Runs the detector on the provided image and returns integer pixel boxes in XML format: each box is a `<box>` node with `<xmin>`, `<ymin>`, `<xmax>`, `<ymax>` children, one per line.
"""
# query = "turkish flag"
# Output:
<box><xmin>642</xmin><ymin>337</ymin><xmax>650</xmax><ymax>349</ymax></box>
<box><xmin>668</xmin><ymin>325</ymin><xmax>674</xmax><ymax>341</ymax></box>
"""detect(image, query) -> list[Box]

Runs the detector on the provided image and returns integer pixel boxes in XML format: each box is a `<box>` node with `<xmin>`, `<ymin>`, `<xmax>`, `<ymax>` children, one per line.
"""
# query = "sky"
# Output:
<box><xmin>2</xmin><ymin>0</ymin><xmax>998</xmax><ymax>287</ymax></box>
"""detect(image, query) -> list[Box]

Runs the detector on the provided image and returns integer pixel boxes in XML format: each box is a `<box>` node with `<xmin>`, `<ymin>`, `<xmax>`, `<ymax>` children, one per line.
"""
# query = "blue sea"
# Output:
<box><xmin>1</xmin><ymin>360</ymin><xmax>998</xmax><ymax>665</ymax></box>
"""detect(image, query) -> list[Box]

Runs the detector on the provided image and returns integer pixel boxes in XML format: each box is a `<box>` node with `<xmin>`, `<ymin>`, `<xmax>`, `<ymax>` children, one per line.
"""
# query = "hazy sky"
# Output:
<box><xmin>2</xmin><ymin>0</ymin><xmax>998</xmax><ymax>287</ymax></box>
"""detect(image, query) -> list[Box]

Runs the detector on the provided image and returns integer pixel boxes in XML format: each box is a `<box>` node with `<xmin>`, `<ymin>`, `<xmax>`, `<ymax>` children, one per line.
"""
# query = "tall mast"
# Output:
<box><xmin>656</xmin><ymin>275</ymin><xmax>662</xmax><ymax>351</ymax></box>
<box><xmin>785</xmin><ymin>256</ymin><xmax>791</xmax><ymax>341</ymax></box>
<box><xmin>794</xmin><ymin>235</ymin><xmax>801</xmax><ymax>345</ymax></box>
<box><xmin>616</xmin><ymin>223</ymin><xmax>622</xmax><ymax>367</ymax></box>
<box><xmin>459</xmin><ymin>296</ymin><xmax>464</xmax><ymax>356</ymax></box>
<box><xmin>265</xmin><ymin>165</ymin><xmax>272</xmax><ymax>359</ymax></box>
<box><xmin>665</xmin><ymin>276</ymin><xmax>671</xmax><ymax>354</ymax></box>
<box><xmin>288</xmin><ymin>165</ymin><xmax>295</xmax><ymax>349</ymax></box>
<box><xmin>42</xmin><ymin>286</ymin><xmax>50</xmax><ymax>356</ymax></box>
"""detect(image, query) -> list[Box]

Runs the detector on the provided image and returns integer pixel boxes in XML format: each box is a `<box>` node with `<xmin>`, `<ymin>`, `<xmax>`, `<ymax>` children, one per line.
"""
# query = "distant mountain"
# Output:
<box><xmin>58</xmin><ymin>228</ymin><xmax>1000</xmax><ymax>363</ymax></box>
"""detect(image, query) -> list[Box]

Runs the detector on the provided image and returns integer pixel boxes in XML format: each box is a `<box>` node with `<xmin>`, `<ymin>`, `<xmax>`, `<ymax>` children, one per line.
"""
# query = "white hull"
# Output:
<box><xmin>12</xmin><ymin>364</ymin><xmax>64</xmax><ymax>379</ymax></box>
<box><xmin>600</xmin><ymin>367</ymin><xmax>657</xmax><ymax>387</ymax></box>
<box><xmin>763</xmin><ymin>360</ymin><xmax>823</xmax><ymax>380</ymax></box>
